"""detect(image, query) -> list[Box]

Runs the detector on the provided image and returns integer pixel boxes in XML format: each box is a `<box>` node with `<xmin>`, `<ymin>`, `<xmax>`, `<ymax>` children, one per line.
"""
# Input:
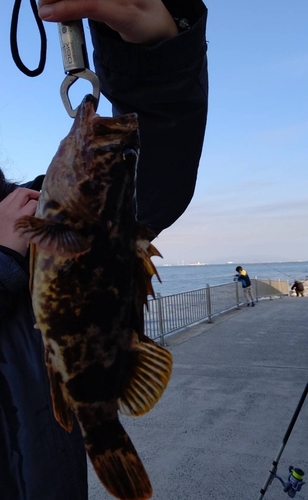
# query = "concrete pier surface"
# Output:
<box><xmin>88</xmin><ymin>296</ymin><xmax>308</xmax><ymax>500</ymax></box>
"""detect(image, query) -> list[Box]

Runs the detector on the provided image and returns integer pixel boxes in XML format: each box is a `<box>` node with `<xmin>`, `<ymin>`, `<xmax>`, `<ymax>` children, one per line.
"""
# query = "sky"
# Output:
<box><xmin>1</xmin><ymin>0</ymin><xmax>307</xmax><ymax>265</ymax></box>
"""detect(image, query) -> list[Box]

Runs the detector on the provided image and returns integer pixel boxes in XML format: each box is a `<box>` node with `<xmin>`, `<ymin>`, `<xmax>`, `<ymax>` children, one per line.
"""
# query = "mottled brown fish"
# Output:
<box><xmin>16</xmin><ymin>94</ymin><xmax>172</xmax><ymax>500</ymax></box>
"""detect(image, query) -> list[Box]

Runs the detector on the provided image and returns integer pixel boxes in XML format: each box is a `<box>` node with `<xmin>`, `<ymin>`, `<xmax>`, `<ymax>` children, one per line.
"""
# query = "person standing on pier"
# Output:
<box><xmin>234</xmin><ymin>266</ymin><xmax>256</xmax><ymax>307</ymax></box>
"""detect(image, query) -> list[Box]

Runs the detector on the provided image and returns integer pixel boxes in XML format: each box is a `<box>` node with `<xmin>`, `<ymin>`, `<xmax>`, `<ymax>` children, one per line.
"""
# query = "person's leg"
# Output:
<box><xmin>243</xmin><ymin>287</ymin><xmax>250</xmax><ymax>305</ymax></box>
<box><xmin>248</xmin><ymin>286</ymin><xmax>255</xmax><ymax>306</ymax></box>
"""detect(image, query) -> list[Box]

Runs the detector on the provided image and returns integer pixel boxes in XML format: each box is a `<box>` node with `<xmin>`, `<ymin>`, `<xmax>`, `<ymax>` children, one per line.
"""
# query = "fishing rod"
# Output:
<box><xmin>257</xmin><ymin>382</ymin><xmax>307</xmax><ymax>499</ymax></box>
<box><xmin>225</xmin><ymin>262</ymin><xmax>297</xmax><ymax>281</ymax></box>
<box><xmin>254</xmin><ymin>261</ymin><xmax>298</xmax><ymax>281</ymax></box>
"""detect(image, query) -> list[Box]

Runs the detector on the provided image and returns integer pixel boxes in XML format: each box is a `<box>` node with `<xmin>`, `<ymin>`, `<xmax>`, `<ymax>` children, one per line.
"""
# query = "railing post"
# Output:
<box><xmin>269</xmin><ymin>279</ymin><xmax>272</xmax><ymax>300</ymax></box>
<box><xmin>156</xmin><ymin>293</ymin><xmax>165</xmax><ymax>346</ymax></box>
<box><xmin>235</xmin><ymin>280</ymin><xmax>241</xmax><ymax>309</ymax></box>
<box><xmin>206</xmin><ymin>284</ymin><xmax>213</xmax><ymax>323</ymax></box>
<box><xmin>254</xmin><ymin>276</ymin><xmax>259</xmax><ymax>302</ymax></box>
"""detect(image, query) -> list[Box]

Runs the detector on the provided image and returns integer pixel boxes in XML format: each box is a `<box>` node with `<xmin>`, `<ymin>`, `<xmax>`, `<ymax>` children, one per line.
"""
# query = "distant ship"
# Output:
<box><xmin>227</xmin><ymin>261</ymin><xmax>233</xmax><ymax>264</ymax></box>
<box><xmin>188</xmin><ymin>262</ymin><xmax>207</xmax><ymax>266</ymax></box>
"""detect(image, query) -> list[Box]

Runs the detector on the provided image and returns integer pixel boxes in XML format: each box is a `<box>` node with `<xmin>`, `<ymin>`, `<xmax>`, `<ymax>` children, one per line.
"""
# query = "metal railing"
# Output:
<box><xmin>144</xmin><ymin>278</ymin><xmax>289</xmax><ymax>344</ymax></box>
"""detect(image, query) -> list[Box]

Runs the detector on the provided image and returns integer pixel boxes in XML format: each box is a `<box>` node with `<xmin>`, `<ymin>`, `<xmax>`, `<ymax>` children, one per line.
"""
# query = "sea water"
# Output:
<box><xmin>152</xmin><ymin>261</ymin><xmax>308</xmax><ymax>297</ymax></box>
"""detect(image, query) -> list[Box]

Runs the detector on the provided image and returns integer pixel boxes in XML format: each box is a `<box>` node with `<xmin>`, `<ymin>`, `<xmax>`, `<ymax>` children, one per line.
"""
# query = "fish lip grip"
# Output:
<box><xmin>58</xmin><ymin>20</ymin><xmax>100</xmax><ymax>118</ymax></box>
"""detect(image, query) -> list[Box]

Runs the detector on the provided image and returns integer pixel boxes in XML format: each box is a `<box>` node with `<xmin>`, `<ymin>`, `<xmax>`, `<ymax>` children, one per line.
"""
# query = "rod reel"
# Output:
<box><xmin>272</xmin><ymin>466</ymin><xmax>305</xmax><ymax>498</ymax></box>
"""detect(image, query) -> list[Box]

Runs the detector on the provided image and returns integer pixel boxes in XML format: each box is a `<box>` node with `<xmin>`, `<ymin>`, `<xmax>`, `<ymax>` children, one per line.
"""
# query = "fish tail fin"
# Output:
<box><xmin>77</xmin><ymin>409</ymin><xmax>152</xmax><ymax>500</ymax></box>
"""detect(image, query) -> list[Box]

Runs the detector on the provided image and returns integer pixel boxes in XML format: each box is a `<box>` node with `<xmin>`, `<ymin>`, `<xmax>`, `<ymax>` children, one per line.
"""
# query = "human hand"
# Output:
<box><xmin>0</xmin><ymin>188</ymin><xmax>39</xmax><ymax>256</ymax></box>
<box><xmin>38</xmin><ymin>0</ymin><xmax>178</xmax><ymax>44</ymax></box>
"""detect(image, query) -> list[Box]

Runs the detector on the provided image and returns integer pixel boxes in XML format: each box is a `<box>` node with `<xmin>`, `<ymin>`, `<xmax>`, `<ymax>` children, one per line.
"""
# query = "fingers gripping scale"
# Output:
<box><xmin>58</xmin><ymin>20</ymin><xmax>100</xmax><ymax>118</ymax></box>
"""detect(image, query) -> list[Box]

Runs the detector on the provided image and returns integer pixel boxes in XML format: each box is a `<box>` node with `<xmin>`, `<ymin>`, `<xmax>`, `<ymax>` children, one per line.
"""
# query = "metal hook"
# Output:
<box><xmin>60</xmin><ymin>69</ymin><xmax>100</xmax><ymax>118</ymax></box>
<box><xmin>58</xmin><ymin>20</ymin><xmax>100</xmax><ymax>118</ymax></box>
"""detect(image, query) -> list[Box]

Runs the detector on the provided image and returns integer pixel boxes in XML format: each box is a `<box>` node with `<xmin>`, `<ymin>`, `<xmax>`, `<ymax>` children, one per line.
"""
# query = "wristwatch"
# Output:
<box><xmin>173</xmin><ymin>17</ymin><xmax>190</xmax><ymax>33</ymax></box>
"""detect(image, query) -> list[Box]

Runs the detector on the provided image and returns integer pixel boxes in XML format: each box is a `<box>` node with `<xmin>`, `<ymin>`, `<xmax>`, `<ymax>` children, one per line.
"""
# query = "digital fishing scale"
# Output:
<box><xmin>10</xmin><ymin>0</ymin><xmax>100</xmax><ymax>118</ymax></box>
<box><xmin>57</xmin><ymin>20</ymin><xmax>100</xmax><ymax>117</ymax></box>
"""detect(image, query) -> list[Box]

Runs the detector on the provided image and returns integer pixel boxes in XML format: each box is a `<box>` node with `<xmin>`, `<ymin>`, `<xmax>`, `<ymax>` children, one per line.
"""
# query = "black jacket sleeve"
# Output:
<box><xmin>0</xmin><ymin>247</ymin><xmax>29</xmax><ymax>319</ymax></box>
<box><xmin>89</xmin><ymin>0</ymin><xmax>208</xmax><ymax>235</ymax></box>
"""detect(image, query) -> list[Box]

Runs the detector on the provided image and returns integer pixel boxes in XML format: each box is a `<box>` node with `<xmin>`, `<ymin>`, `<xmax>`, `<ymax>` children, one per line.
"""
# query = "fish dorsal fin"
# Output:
<box><xmin>15</xmin><ymin>215</ymin><xmax>90</xmax><ymax>256</ymax></box>
<box><xmin>118</xmin><ymin>338</ymin><xmax>172</xmax><ymax>417</ymax></box>
<box><xmin>135</xmin><ymin>223</ymin><xmax>162</xmax><ymax>301</ymax></box>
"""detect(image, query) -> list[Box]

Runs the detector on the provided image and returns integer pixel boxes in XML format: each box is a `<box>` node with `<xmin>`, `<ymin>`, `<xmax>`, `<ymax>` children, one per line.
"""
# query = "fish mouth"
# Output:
<box><xmin>82</xmin><ymin>94</ymin><xmax>100</xmax><ymax>122</ymax></box>
<box><xmin>72</xmin><ymin>94</ymin><xmax>100</xmax><ymax>129</ymax></box>
<box><xmin>72</xmin><ymin>94</ymin><xmax>139</xmax><ymax>142</ymax></box>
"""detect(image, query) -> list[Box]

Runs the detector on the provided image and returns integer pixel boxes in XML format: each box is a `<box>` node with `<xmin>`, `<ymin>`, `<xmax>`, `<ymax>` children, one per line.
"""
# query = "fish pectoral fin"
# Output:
<box><xmin>15</xmin><ymin>216</ymin><xmax>90</xmax><ymax>255</ymax></box>
<box><xmin>118</xmin><ymin>339</ymin><xmax>172</xmax><ymax>417</ymax></box>
<box><xmin>46</xmin><ymin>361</ymin><xmax>74</xmax><ymax>432</ymax></box>
<box><xmin>79</xmin><ymin>413</ymin><xmax>152</xmax><ymax>500</ymax></box>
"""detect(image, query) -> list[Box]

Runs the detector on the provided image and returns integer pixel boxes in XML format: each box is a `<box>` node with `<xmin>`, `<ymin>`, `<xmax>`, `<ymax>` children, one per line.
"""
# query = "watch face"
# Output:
<box><xmin>173</xmin><ymin>17</ymin><xmax>190</xmax><ymax>32</ymax></box>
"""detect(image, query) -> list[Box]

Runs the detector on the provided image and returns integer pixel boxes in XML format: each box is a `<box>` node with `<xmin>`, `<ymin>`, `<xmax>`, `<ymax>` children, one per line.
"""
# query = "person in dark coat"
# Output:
<box><xmin>291</xmin><ymin>280</ymin><xmax>305</xmax><ymax>297</ymax></box>
<box><xmin>1</xmin><ymin>1</ymin><xmax>209</xmax><ymax>498</ymax></box>
<box><xmin>0</xmin><ymin>177</ymin><xmax>88</xmax><ymax>500</ymax></box>
<box><xmin>38</xmin><ymin>0</ymin><xmax>209</xmax><ymax>236</ymax></box>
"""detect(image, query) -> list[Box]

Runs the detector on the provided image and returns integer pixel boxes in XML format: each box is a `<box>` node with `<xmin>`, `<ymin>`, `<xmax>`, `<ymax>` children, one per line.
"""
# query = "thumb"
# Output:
<box><xmin>38</xmin><ymin>0</ymin><xmax>89</xmax><ymax>22</ymax></box>
<box><xmin>20</xmin><ymin>199</ymin><xmax>38</xmax><ymax>216</ymax></box>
